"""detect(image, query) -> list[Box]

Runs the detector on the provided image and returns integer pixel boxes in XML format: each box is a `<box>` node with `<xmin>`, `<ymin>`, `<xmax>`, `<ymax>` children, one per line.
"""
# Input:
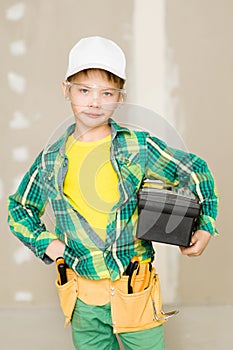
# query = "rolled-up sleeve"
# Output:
<box><xmin>145</xmin><ymin>135</ymin><xmax>219</xmax><ymax>236</ymax></box>
<box><xmin>7</xmin><ymin>153</ymin><xmax>58</xmax><ymax>263</ymax></box>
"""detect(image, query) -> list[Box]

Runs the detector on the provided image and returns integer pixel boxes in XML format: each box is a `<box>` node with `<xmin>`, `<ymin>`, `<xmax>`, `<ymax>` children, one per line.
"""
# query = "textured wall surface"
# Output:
<box><xmin>166</xmin><ymin>0</ymin><xmax>233</xmax><ymax>304</ymax></box>
<box><xmin>1</xmin><ymin>0</ymin><xmax>232</xmax><ymax>311</ymax></box>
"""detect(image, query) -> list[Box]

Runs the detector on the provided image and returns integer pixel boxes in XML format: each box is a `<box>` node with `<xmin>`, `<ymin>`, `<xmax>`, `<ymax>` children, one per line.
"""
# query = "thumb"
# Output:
<box><xmin>190</xmin><ymin>233</ymin><xmax>198</xmax><ymax>245</ymax></box>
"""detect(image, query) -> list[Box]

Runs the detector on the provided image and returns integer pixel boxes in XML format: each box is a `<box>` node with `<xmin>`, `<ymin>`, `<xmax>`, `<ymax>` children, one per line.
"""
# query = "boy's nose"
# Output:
<box><xmin>89</xmin><ymin>91</ymin><xmax>101</xmax><ymax>107</ymax></box>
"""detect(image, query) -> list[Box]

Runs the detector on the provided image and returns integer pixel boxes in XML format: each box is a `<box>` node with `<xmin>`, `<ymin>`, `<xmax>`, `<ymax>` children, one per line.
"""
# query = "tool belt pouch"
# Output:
<box><xmin>111</xmin><ymin>268</ymin><xmax>166</xmax><ymax>333</ymax></box>
<box><xmin>55</xmin><ymin>268</ymin><xmax>78</xmax><ymax>327</ymax></box>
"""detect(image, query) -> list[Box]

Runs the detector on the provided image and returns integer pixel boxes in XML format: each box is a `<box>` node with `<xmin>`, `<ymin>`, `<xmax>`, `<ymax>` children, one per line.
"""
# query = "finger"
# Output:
<box><xmin>180</xmin><ymin>236</ymin><xmax>196</xmax><ymax>254</ymax></box>
<box><xmin>180</xmin><ymin>243</ymin><xmax>201</xmax><ymax>257</ymax></box>
<box><xmin>190</xmin><ymin>233</ymin><xmax>198</xmax><ymax>245</ymax></box>
<box><xmin>180</xmin><ymin>245</ymin><xmax>193</xmax><ymax>255</ymax></box>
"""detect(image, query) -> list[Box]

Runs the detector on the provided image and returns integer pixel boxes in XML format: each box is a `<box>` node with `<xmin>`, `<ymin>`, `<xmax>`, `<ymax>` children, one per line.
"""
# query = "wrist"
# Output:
<box><xmin>45</xmin><ymin>239</ymin><xmax>65</xmax><ymax>261</ymax></box>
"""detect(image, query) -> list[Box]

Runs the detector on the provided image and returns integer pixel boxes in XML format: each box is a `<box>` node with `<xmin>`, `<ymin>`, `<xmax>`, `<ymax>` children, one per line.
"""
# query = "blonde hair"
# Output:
<box><xmin>68</xmin><ymin>68</ymin><xmax>125</xmax><ymax>89</ymax></box>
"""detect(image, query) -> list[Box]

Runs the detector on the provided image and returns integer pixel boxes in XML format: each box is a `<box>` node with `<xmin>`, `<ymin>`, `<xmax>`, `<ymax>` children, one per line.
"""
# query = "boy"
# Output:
<box><xmin>8</xmin><ymin>36</ymin><xmax>219</xmax><ymax>350</ymax></box>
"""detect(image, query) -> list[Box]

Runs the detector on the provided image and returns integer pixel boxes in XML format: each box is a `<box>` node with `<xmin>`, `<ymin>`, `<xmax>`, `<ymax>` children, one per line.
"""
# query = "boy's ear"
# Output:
<box><xmin>119</xmin><ymin>93</ymin><xmax>125</xmax><ymax>104</ymax></box>
<box><xmin>61</xmin><ymin>81</ymin><xmax>67</xmax><ymax>97</ymax></box>
<box><xmin>62</xmin><ymin>81</ymin><xmax>70</xmax><ymax>100</ymax></box>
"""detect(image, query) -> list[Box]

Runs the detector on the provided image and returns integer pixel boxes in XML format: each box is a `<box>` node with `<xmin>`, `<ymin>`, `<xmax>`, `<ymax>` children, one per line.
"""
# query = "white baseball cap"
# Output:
<box><xmin>65</xmin><ymin>36</ymin><xmax>126</xmax><ymax>80</ymax></box>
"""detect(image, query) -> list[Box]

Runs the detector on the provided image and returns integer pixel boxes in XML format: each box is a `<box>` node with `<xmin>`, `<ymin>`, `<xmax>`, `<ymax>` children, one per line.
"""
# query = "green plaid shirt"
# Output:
<box><xmin>8</xmin><ymin>120</ymin><xmax>219</xmax><ymax>280</ymax></box>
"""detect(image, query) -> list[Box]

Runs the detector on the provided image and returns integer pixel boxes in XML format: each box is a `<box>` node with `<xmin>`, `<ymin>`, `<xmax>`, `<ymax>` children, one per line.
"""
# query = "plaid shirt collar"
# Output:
<box><xmin>44</xmin><ymin>118</ymin><xmax>131</xmax><ymax>156</ymax></box>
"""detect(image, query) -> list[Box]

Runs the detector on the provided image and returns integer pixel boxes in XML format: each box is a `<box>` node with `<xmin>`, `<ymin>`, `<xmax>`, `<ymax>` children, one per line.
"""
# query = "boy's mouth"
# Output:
<box><xmin>83</xmin><ymin>108</ymin><xmax>104</xmax><ymax>118</ymax></box>
<box><xmin>84</xmin><ymin>112</ymin><xmax>103</xmax><ymax>118</ymax></box>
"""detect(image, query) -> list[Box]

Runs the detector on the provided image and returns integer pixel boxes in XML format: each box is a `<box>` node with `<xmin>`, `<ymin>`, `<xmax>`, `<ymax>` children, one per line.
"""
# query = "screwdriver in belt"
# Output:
<box><xmin>56</xmin><ymin>257</ymin><xmax>67</xmax><ymax>285</ymax></box>
<box><xmin>124</xmin><ymin>256</ymin><xmax>140</xmax><ymax>294</ymax></box>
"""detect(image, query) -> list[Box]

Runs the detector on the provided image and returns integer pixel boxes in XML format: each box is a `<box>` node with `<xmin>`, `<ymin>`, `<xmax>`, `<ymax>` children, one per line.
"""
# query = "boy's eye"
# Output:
<box><xmin>80</xmin><ymin>88</ymin><xmax>89</xmax><ymax>94</ymax></box>
<box><xmin>103</xmin><ymin>91</ymin><xmax>113</xmax><ymax>97</ymax></box>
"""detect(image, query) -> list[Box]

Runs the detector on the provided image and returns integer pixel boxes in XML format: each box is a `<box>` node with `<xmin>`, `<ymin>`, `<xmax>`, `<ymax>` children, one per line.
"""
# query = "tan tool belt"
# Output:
<box><xmin>55</xmin><ymin>265</ymin><xmax>176</xmax><ymax>332</ymax></box>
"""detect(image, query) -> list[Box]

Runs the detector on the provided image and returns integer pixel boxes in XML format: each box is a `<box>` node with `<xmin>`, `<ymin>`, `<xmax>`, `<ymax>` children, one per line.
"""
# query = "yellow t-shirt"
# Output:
<box><xmin>63</xmin><ymin>134</ymin><xmax>120</xmax><ymax>241</ymax></box>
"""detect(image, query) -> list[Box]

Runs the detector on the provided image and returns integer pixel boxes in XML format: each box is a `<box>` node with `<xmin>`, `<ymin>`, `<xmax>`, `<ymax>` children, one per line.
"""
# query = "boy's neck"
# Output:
<box><xmin>74</xmin><ymin>124</ymin><xmax>111</xmax><ymax>142</ymax></box>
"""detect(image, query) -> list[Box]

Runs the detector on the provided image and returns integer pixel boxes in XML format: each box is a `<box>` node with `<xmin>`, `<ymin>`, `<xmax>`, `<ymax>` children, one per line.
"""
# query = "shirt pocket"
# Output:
<box><xmin>39</xmin><ymin>168</ymin><xmax>58</xmax><ymax>199</ymax></box>
<box><xmin>117</xmin><ymin>153</ymin><xmax>144</xmax><ymax>191</ymax></box>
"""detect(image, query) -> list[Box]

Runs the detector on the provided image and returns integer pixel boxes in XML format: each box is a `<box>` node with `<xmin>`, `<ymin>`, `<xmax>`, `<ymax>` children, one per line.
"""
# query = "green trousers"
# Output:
<box><xmin>71</xmin><ymin>299</ymin><xmax>165</xmax><ymax>350</ymax></box>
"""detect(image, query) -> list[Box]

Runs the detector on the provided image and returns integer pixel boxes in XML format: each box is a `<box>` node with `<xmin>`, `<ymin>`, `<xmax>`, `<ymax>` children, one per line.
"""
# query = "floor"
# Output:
<box><xmin>0</xmin><ymin>304</ymin><xmax>232</xmax><ymax>349</ymax></box>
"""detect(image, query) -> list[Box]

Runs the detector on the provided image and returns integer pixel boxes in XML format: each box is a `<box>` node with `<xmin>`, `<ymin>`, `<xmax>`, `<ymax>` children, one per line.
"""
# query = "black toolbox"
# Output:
<box><xmin>136</xmin><ymin>183</ymin><xmax>201</xmax><ymax>247</ymax></box>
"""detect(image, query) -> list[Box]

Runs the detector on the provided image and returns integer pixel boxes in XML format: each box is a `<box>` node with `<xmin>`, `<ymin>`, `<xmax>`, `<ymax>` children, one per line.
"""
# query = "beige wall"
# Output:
<box><xmin>166</xmin><ymin>0</ymin><xmax>233</xmax><ymax>304</ymax></box>
<box><xmin>1</xmin><ymin>0</ymin><xmax>232</xmax><ymax>309</ymax></box>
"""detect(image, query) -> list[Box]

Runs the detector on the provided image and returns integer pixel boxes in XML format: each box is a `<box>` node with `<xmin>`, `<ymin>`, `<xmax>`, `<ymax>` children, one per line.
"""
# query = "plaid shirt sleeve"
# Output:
<box><xmin>145</xmin><ymin>135</ymin><xmax>219</xmax><ymax>236</ymax></box>
<box><xmin>7</xmin><ymin>153</ymin><xmax>57</xmax><ymax>263</ymax></box>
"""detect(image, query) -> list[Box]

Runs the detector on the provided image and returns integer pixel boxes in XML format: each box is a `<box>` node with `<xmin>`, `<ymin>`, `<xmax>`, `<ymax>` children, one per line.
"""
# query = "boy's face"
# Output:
<box><xmin>62</xmin><ymin>69</ymin><xmax>124</xmax><ymax>133</ymax></box>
